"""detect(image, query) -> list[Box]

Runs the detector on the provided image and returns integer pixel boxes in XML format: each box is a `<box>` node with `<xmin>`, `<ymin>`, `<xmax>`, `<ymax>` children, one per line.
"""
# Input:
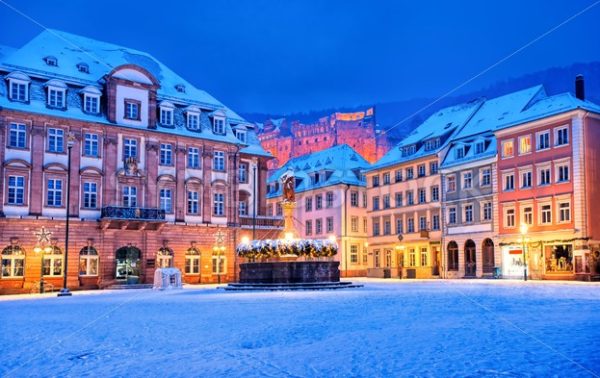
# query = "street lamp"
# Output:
<box><xmin>213</xmin><ymin>245</ymin><xmax>226</xmax><ymax>284</ymax></box>
<box><xmin>520</xmin><ymin>223</ymin><xmax>528</xmax><ymax>282</ymax></box>
<box><xmin>33</xmin><ymin>243</ymin><xmax>53</xmax><ymax>293</ymax></box>
<box><xmin>58</xmin><ymin>133</ymin><xmax>76</xmax><ymax>297</ymax></box>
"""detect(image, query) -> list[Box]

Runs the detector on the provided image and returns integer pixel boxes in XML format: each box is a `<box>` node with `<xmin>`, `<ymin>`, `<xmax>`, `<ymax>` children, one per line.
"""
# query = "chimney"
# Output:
<box><xmin>575</xmin><ymin>74</ymin><xmax>585</xmax><ymax>100</ymax></box>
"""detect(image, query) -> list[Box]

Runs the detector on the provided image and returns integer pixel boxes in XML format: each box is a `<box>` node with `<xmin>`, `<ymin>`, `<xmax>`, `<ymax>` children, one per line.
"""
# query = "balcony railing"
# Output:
<box><xmin>101</xmin><ymin>206</ymin><xmax>166</xmax><ymax>221</ymax></box>
<box><xmin>239</xmin><ymin>215</ymin><xmax>284</xmax><ymax>228</ymax></box>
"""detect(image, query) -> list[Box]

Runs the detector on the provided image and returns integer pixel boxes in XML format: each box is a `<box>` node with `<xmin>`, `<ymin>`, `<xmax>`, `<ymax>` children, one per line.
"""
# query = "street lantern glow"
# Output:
<box><xmin>520</xmin><ymin>223</ymin><xmax>528</xmax><ymax>236</ymax></box>
<box><xmin>241</xmin><ymin>236</ymin><xmax>250</xmax><ymax>245</ymax></box>
<box><xmin>328</xmin><ymin>234</ymin><xmax>336</xmax><ymax>243</ymax></box>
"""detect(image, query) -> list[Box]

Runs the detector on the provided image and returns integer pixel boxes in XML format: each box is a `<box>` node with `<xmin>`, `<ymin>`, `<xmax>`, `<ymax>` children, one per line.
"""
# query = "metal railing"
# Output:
<box><xmin>101</xmin><ymin>206</ymin><xmax>166</xmax><ymax>221</ymax></box>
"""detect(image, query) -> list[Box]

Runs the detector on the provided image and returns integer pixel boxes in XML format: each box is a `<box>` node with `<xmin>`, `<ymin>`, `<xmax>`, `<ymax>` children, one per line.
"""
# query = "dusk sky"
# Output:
<box><xmin>1</xmin><ymin>0</ymin><xmax>599</xmax><ymax>114</ymax></box>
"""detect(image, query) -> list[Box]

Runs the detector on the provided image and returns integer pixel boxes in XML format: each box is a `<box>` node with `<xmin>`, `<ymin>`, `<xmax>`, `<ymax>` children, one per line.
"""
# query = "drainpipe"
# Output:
<box><xmin>343</xmin><ymin>184</ymin><xmax>350</xmax><ymax>278</ymax></box>
<box><xmin>232</xmin><ymin>144</ymin><xmax>240</xmax><ymax>283</ymax></box>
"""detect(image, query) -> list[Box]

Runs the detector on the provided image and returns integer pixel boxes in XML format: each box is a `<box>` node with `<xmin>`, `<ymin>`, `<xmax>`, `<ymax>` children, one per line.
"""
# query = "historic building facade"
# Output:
<box><xmin>0</xmin><ymin>30</ymin><xmax>280</xmax><ymax>294</ymax></box>
<box><xmin>266</xmin><ymin>145</ymin><xmax>370</xmax><ymax>277</ymax></box>
<box><xmin>257</xmin><ymin>108</ymin><xmax>391</xmax><ymax>173</ymax></box>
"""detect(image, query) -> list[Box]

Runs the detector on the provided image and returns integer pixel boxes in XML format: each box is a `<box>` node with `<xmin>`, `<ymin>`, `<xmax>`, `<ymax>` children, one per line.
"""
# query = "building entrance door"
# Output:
<box><xmin>464</xmin><ymin>240</ymin><xmax>476</xmax><ymax>277</ymax></box>
<box><xmin>482</xmin><ymin>239</ymin><xmax>495</xmax><ymax>274</ymax></box>
<box><xmin>115</xmin><ymin>246</ymin><xmax>142</xmax><ymax>284</ymax></box>
<box><xmin>432</xmin><ymin>247</ymin><xmax>440</xmax><ymax>276</ymax></box>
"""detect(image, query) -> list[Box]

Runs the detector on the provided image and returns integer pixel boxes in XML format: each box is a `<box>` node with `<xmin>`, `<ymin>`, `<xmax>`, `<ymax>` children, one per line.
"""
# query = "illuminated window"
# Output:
<box><xmin>502</xmin><ymin>140</ymin><xmax>514</xmax><ymax>158</ymax></box>
<box><xmin>518</xmin><ymin>135</ymin><xmax>531</xmax><ymax>155</ymax></box>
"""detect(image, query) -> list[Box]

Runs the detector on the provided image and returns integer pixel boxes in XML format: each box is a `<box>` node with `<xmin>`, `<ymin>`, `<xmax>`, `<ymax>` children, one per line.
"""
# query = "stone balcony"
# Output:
<box><xmin>100</xmin><ymin>206</ymin><xmax>166</xmax><ymax>231</ymax></box>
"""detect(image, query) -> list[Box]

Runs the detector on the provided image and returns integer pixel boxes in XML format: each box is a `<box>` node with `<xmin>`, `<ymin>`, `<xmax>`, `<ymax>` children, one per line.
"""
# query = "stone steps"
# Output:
<box><xmin>223</xmin><ymin>281</ymin><xmax>363</xmax><ymax>291</ymax></box>
<box><xmin>106</xmin><ymin>284</ymin><xmax>153</xmax><ymax>290</ymax></box>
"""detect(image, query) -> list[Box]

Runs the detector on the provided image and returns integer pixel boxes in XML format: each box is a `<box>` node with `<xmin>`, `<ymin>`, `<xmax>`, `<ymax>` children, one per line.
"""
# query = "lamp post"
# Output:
<box><xmin>213</xmin><ymin>230</ymin><xmax>226</xmax><ymax>284</ymax></box>
<box><xmin>520</xmin><ymin>223</ymin><xmax>528</xmax><ymax>282</ymax></box>
<box><xmin>33</xmin><ymin>227</ymin><xmax>53</xmax><ymax>294</ymax></box>
<box><xmin>58</xmin><ymin>133</ymin><xmax>75</xmax><ymax>297</ymax></box>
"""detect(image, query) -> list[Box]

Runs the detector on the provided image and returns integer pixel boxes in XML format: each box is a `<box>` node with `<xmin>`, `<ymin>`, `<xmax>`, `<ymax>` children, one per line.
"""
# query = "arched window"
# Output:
<box><xmin>43</xmin><ymin>245</ymin><xmax>63</xmax><ymax>277</ymax></box>
<box><xmin>185</xmin><ymin>248</ymin><xmax>201</xmax><ymax>274</ymax></box>
<box><xmin>447</xmin><ymin>241</ymin><xmax>458</xmax><ymax>271</ymax></box>
<box><xmin>79</xmin><ymin>246</ymin><xmax>99</xmax><ymax>276</ymax></box>
<box><xmin>157</xmin><ymin>247</ymin><xmax>173</xmax><ymax>268</ymax></box>
<box><xmin>2</xmin><ymin>245</ymin><xmax>25</xmax><ymax>278</ymax></box>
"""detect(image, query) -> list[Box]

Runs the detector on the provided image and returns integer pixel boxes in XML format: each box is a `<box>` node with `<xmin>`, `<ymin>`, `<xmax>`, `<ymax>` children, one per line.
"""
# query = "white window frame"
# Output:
<box><xmin>446</xmin><ymin>175</ymin><xmax>456</xmax><ymax>193</ymax></box>
<box><xmin>448</xmin><ymin>206</ymin><xmax>457</xmax><ymax>225</ymax></box>
<box><xmin>122</xmin><ymin>186</ymin><xmax>137</xmax><ymax>207</ymax></box>
<box><xmin>47</xmin><ymin>178</ymin><xmax>63</xmax><ymax>207</ymax></box>
<box><xmin>539</xmin><ymin>202</ymin><xmax>552</xmax><ymax>225</ymax></box>
<box><xmin>83</xmin><ymin>94</ymin><xmax>100</xmax><ymax>114</ymax></box>
<box><xmin>482</xmin><ymin>201</ymin><xmax>492</xmax><ymax>221</ymax></box>
<box><xmin>187</xmin><ymin>191</ymin><xmax>199</xmax><ymax>214</ymax></box>
<box><xmin>8</xmin><ymin>123</ymin><xmax>27</xmax><ymax>149</ymax></box>
<box><xmin>557</xmin><ymin>199</ymin><xmax>571</xmax><ymax>223</ymax></box>
<box><xmin>504</xmin><ymin>206</ymin><xmax>516</xmax><ymax>228</ymax></box>
<box><xmin>213</xmin><ymin>193</ymin><xmax>225</xmax><ymax>216</ymax></box>
<box><xmin>518</xmin><ymin>134</ymin><xmax>532</xmax><ymax>155</ymax></box>
<box><xmin>463</xmin><ymin>171</ymin><xmax>473</xmax><ymax>189</ymax></box>
<box><xmin>83</xmin><ymin>133</ymin><xmax>99</xmax><ymax>157</ymax></box>
<box><xmin>503</xmin><ymin>172</ymin><xmax>515</xmax><ymax>192</ymax></box>
<box><xmin>554</xmin><ymin>126</ymin><xmax>569</xmax><ymax>147</ymax></box>
<box><xmin>501</xmin><ymin>139</ymin><xmax>514</xmax><ymax>159</ymax></box>
<box><xmin>520</xmin><ymin>204</ymin><xmax>533</xmax><ymax>226</ymax></box>
<box><xmin>159</xmin><ymin>188</ymin><xmax>173</xmax><ymax>213</ymax></box>
<box><xmin>7</xmin><ymin>176</ymin><xmax>25</xmax><ymax>205</ymax></box>
<box><xmin>480</xmin><ymin>168</ymin><xmax>491</xmax><ymax>187</ymax></box>
<box><xmin>554</xmin><ymin>159</ymin><xmax>570</xmax><ymax>183</ymax></box>
<box><xmin>213</xmin><ymin>151</ymin><xmax>225</xmax><ymax>171</ymax></box>
<box><xmin>160</xmin><ymin>144</ymin><xmax>173</xmax><ymax>166</ymax></box>
<box><xmin>123</xmin><ymin>138</ymin><xmax>137</xmax><ymax>159</ymax></box>
<box><xmin>464</xmin><ymin>203</ymin><xmax>474</xmax><ymax>223</ymax></box>
<box><xmin>235</xmin><ymin>129</ymin><xmax>247</xmax><ymax>143</ymax></box>
<box><xmin>47</xmin><ymin>128</ymin><xmax>64</xmax><ymax>153</ymax></box>
<box><xmin>213</xmin><ymin>117</ymin><xmax>225</xmax><ymax>135</ymax></box>
<box><xmin>82</xmin><ymin>182</ymin><xmax>98</xmax><ymax>209</ymax></box>
<box><xmin>188</xmin><ymin>147</ymin><xmax>200</xmax><ymax>169</ymax></box>
<box><xmin>537</xmin><ymin>164</ymin><xmax>552</xmax><ymax>186</ymax></box>
<box><xmin>8</xmin><ymin>79</ymin><xmax>29</xmax><ymax>102</ymax></box>
<box><xmin>47</xmin><ymin>86</ymin><xmax>66</xmax><ymax>108</ymax></box>
<box><xmin>160</xmin><ymin>107</ymin><xmax>174</xmax><ymax>126</ymax></box>
<box><xmin>536</xmin><ymin>130</ymin><xmax>550</xmax><ymax>151</ymax></box>
<box><xmin>187</xmin><ymin>112</ymin><xmax>200</xmax><ymax>130</ymax></box>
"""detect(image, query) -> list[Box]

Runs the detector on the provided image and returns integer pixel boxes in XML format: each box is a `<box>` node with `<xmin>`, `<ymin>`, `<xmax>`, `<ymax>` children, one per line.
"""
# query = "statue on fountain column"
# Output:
<box><xmin>280</xmin><ymin>169</ymin><xmax>296</xmax><ymax>203</ymax></box>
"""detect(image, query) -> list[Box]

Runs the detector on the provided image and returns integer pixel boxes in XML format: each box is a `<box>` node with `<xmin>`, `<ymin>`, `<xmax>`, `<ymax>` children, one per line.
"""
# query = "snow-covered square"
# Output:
<box><xmin>1</xmin><ymin>280</ymin><xmax>599</xmax><ymax>377</ymax></box>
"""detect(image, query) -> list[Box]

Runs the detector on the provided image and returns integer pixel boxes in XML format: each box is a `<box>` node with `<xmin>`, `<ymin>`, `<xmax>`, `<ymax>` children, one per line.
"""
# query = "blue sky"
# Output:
<box><xmin>1</xmin><ymin>0</ymin><xmax>599</xmax><ymax>114</ymax></box>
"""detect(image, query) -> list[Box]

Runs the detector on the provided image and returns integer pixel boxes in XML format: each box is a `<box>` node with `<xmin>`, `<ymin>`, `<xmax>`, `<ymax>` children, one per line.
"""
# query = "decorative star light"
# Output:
<box><xmin>215</xmin><ymin>230</ymin><xmax>226</xmax><ymax>245</ymax></box>
<box><xmin>35</xmin><ymin>227</ymin><xmax>52</xmax><ymax>244</ymax></box>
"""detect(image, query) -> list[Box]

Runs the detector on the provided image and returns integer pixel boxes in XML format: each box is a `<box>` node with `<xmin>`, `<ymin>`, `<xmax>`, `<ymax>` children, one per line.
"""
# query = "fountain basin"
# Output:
<box><xmin>239</xmin><ymin>261</ymin><xmax>340</xmax><ymax>284</ymax></box>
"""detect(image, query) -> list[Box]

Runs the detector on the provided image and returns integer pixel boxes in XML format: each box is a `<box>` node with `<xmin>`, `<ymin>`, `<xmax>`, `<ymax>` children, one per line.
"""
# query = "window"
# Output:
<box><xmin>122</xmin><ymin>186</ymin><xmax>137</xmax><ymax>207</ymax></box>
<box><xmin>157</xmin><ymin>247</ymin><xmax>173</xmax><ymax>268</ymax></box>
<box><xmin>504</xmin><ymin>173</ymin><xmax>515</xmax><ymax>191</ymax></box>
<box><xmin>7</xmin><ymin>176</ymin><xmax>25</xmax><ymax>205</ymax></box>
<box><xmin>519</xmin><ymin>135</ymin><xmax>531</xmax><ymax>155</ymax></box>
<box><xmin>160</xmin><ymin>189</ymin><xmax>173</xmax><ymax>213</ymax></box>
<box><xmin>396</xmin><ymin>218</ymin><xmax>403</xmax><ymax>234</ymax></box>
<box><xmin>540</xmin><ymin>203</ymin><xmax>552</xmax><ymax>224</ymax></box>
<box><xmin>406</xmin><ymin>191</ymin><xmax>414</xmax><ymax>206</ymax></box>
<box><xmin>475</xmin><ymin>141</ymin><xmax>485</xmax><ymax>154</ymax></box>
<box><xmin>187</xmin><ymin>191</ymin><xmax>199</xmax><ymax>214</ymax></box>
<box><xmin>185</xmin><ymin>248</ymin><xmax>200</xmax><ymax>274</ymax></box>
<box><xmin>316</xmin><ymin>194</ymin><xmax>323</xmax><ymax>210</ymax></box>
<box><xmin>383</xmin><ymin>172</ymin><xmax>390</xmax><ymax>185</ymax></box>
<box><xmin>455</xmin><ymin>147</ymin><xmax>465</xmax><ymax>159</ymax></box>
<box><xmin>213</xmin><ymin>193</ymin><xmax>224</xmax><ymax>216</ymax></box>
<box><xmin>374</xmin><ymin>249</ymin><xmax>381</xmax><ymax>268</ymax></box>
<box><xmin>305</xmin><ymin>197</ymin><xmax>313</xmax><ymax>212</ymax></box>
<box><xmin>350</xmin><ymin>191</ymin><xmax>358</xmax><ymax>207</ymax></box>
<box><xmin>239</xmin><ymin>200</ymin><xmax>248</xmax><ymax>216</ymax></box>
<box><xmin>464</xmin><ymin>204</ymin><xmax>473</xmax><ymax>223</ymax></box>
<box><xmin>362</xmin><ymin>192</ymin><xmax>367</xmax><ymax>208</ymax></box>
<box><xmin>448</xmin><ymin>207</ymin><xmax>457</xmax><ymax>224</ymax></box>
<box><xmin>188</xmin><ymin>147</ymin><xmax>200</xmax><ymax>169</ymax></box>
<box><xmin>420</xmin><ymin>247</ymin><xmax>428</xmax><ymax>266</ymax></box>
<box><xmin>213</xmin><ymin>151</ymin><xmax>225</xmax><ymax>171</ymax></box>
<box><xmin>123</xmin><ymin>138</ymin><xmax>137</xmax><ymax>159</ymax></box>
<box><xmin>384</xmin><ymin>219</ymin><xmax>391</xmax><ymax>235</ymax></box>
<box><xmin>521</xmin><ymin>170</ymin><xmax>532</xmax><ymax>189</ymax></box>
<box><xmin>351</xmin><ymin>216</ymin><xmax>358</xmax><ymax>232</ymax></box>
<box><xmin>538</xmin><ymin>167</ymin><xmax>551</xmax><ymax>186</ymax></box>
<box><xmin>315</xmin><ymin>219</ymin><xmax>323</xmax><ymax>234</ymax></box>
<box><xmin>44</xmin><ymin>56</ymin><xmax>58</xmax><ymax>66</ymax></box>
<box><xmin>43</xmin><ymin>247</ymin><xmax>63</xmax><ymax>277</ymax></box>
<box><xmin>558</xmin><ymin>201</ymin><xmax>571</xmax><ymax>223</ymax></box>
<box><xmin>187</xmin><ymin>113</ymin><xmax>200</xmax><ymax>130</ymax></box>
<box><xmin>432</xmin><ymin>214</ymin><xmax>440</xmax><ymax>230</ymax></box>
<box><xmin>407</xmin><ymin>218</ymin><xmax>415</xmax><ymax>233</ymax></box>
<box><xmin>48</xmin><ymin>88</ymin><xmax>65</xmax><ymax>108</ymax></box>
<box><xmin>463</xmin><ymin>172</ymin><xmax>472</xmax><ymax>189</ymax></box>
<box><xmin>212</xmin><ymin>254</ymin><xmax>226</xmax><ymax>275</ymax></box>
<box><xmin>82</xmin><ymin>182</ymin><xmax>97</xmax><ymax>209</ymax></box>
<box><xmin>83</xmin><ymin>133</ymin><xmax>99</xmax><ymax>157</ymax></box>
<box><xmin>424</xmin><ymin>138</ymin><xmax>440</xmax><ymax>151</ymax></box>
<box><xmin>9</xmin><ymin>80</ymin><xmax>28</xmax><ymax>102</ymax></box>
<box><xmin>419</xmin><ymin>216</ymin><xmax>427</xmax><ymax>231</ymax></box>
<box><xmin>160</xmin><ymin>144</ymin><xmax>173</xmax><ymax>166</ymax></box>
<box><xmin>418</xmin><ymin>164</ymin><xmax>426</xmax><ymax>177</ymax></box>
<box><xmin>160</xmin><ymin>107</ymin><xmax>174</xmax><ymax>125</ymax></box>
<box><xmin>555</xmin><ymin>127</ymin><xmax>569</xmax><ymax>146</ymax></box>
<box><xmin>431</xmin><ymin>186</ymin><xmax>439</xmax><ymax>202</ymax></box>
<box><xmin>372</xmin><ymin>196</ymin><xmax>380</xmax><ymax>211</ymax></box>
<box><xmin>77</xmin><ymin>63</ymin><xmax>89</xmax><ymax>73</ymax></box>
<box><xmin>47</xmin><ymin>128</ymin><xmax>64</xmax><ymax>153</ymax></box>
<box><xmin>522</xmin><ymin>206</ymin><xmax>533</xmax><ymax>226</ymax></box>
<box><xmin>505</xmin><ymin>208</ymin><xmax>515</xmax><ymax>228</ymax></box>
<box><xmin>383</xmin><ymin>194</ymin><xmax>390</xmax><ymax>209</ymax></box>
<box><xmin>213</xmin><ymin>118</ymin><xmax>225</xmax><ymax>134</ymax></box>
<box><xmin>418</xmin><ymin>188</ymin><xmax>426</xmax><ymax>204</ymax></box>
<box><xmin>372</xmin><ymin>175</ymin><xmax>380</xmax><ymax>187</ymax></box>
<box><xmin>502</xmin><ymin>140</ymin><xmax>514</xmax><ymax>158</ymax></box>
<box><xmin>447</xmin><ymin>242</ymin><xmax>459</xmax><ymax>271</ymax></box>
<box><xmin>47</xmin><ymin>179</ymin><xmax>62</xmax><ymax>207</ymax></box>
<box><xmin>238</xmin><ymin>163</ymin><xmax>248</xmax><ymax>183</ymax></box>
<box><xmin>235</xmin><ymin>129</ymin><xmax>247</xmax><ymax>143</ymax></box>
<box><xmin>446</xmin><ymin>175</ymin><xmax>456</xmax><ymax>193</ymax></box>
<box><xmin>326</xmin><ymin>217</ymin><xmax>334</xmax><ymax>233</ymax></box>
<box><xmin>537</xmin><ymin>131</ymin><xmax>550</xmax><ymax>150</ymax></box>
<box><xmin>1</xmin><ymin>245</ymin><xmax>25</xmax><ymax>277</ymax></box>
<box><xmin>350</xmin><ymin>245</ymin><xmax>359</xmax><ymax>264</ymax></box>
<box><xmin>363</xmin><ymin>217</ymin><xmax>368</xmax><ymax>233</ymax></box>
<box><xmin>481</xmin><ymin>168</ymin><xmax>491</xmax><ymax>187</ymax></box>
<box><xmin>8</xmin><ymin>123</ymin><xmax>27</xmax><ymax>149</ymax></box>
<box><xmin>408</xmin><ymin>248</ymin><xmax>416</xmax><ymax>267</ymax></box>
<box><xmin>430</xmin><ymin>162</ymin><xmax>439</xmax><ymax>175</ymax></box>
<box><xmin>482</xmin><ymin>202</ymin><xmax>492</xmax><ymax>221</ymax></box>
<box><xmin>305</xmin><ymin>220</ymin><xmax>313</xmax><ymax>236</ymax></box>
<box><xmin>373</xmin><ymin>219</ymin><xmax>380</xmax><ymax>236</ymax></box>
<box><xmin>406</xmin><ymin>167</ymin><xmax>414</xmax><ymax>179</ymax></box>
<box><xmin>557</xmin><ymin>163</ymin><xmax>570</xmax><ymax>183</ymax></box>
<box><xmin>276</xmin><ymin>203</ymin><xmax>282</xmax><ymax>216</ymax></box>
<box><xmin>395</xmin><ymin>170</ymin><xmax>403</xmax><ymax>182</ymax></box>
<box><xmin>79</xmin><ymin>246</ymin><xmax>98</xmax><ymax>276</ymax></box>
<box><xmin>395</xmin><ymin>192</ymin><xmax>403</xmax><ymax>207</ymax></box>
<box><xmin>125</xmin><ymin>100</ymin><xmax>140</xmax><ymax>120</ymax></box>
<box><xmin>326</xmin><ymin>192</ymin><xmax>334</xmax><ymax>208</ymax></box>
<box><xmin>84</xmin><ymin>94</ymin><xmax>99</xmax><ymax>113</ymax></box>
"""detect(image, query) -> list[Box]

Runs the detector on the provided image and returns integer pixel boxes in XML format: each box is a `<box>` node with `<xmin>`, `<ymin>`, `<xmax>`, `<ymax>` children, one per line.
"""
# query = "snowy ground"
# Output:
<box><xmin>1</xmin><ymin>279</ymin><xmax>599</xmax><ymax>378</ymax></box>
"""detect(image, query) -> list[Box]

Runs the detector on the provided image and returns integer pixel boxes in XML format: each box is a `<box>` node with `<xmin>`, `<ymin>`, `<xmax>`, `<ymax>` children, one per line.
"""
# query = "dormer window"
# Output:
<box><xmin>44</xmin><ymin>56</ymin><xmax>58</xmax><ymax>66</ymax></box>
<box><xmin>160</xmin><ymin>108</ymin><xmax>173</xmax><ymax>125</ymax></box>
<box><xmin>475</xmin><ymin>141</ymin><xmax>485</xmax><ymax>154</ymax></box>
<box><xmin>213</xmin><ymin>118</ymin><xmax>225</xmax><ymax>135</ymax></box>
<box><xmin>6</xmin><ymin>72</ymin><xmax>30</xmax><ymax>102</ymax></box>
<box><xmin>185</xmin><ymin>106</ymin><xmax>201</xmax><ymax>130</ymax></box>
<box><xmin>124</xmin><ymin>100</ymin><xmax>140</xmax><ymax>120</ymax></box>
<box><xmin>45</xmin><ymin>80</ymin><xmax>67</xmax><ymax>109</ymax></box>
<box><xmin>455</xmin><ymin>146</ymin><xmax>465</xmax><ymax>159</ymax></box>
<box><xmin>401</xmin><ymin>145</ymin><xmax>416</xmax><ymax>157</ymax></box>
<box><xmin>234</xmin><ymin>129</ymin><xmax>247</xmax><ymax>143</ymax></box>
<box><xmin>77</xmin><ymin>63</ymin><xmax>89</xmax><ymax>74</ymax></box>
<box><xmin>424</xmin><ymin>138</ymin><xmax>440</xmax><ymax>151</ymax></box>
<box><xmin>81</xmin><ymin>86</ymin><xmax>101</xmax><ymax>114</ymax></box>
<box><xmin>175</xmin><ymin>84</ymin><xmax>186</xmax><ymax>93</ymax></box>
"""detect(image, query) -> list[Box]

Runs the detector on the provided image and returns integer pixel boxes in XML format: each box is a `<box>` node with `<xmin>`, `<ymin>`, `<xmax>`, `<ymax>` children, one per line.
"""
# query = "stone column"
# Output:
<box><xmin>29</xmin><ymin>125</ymin><xmax>45</xmax><ymax>216</ymax></box>
<box><xmin>145</xmin><ymin>140</ymin><xmax>159</xmax><ymax>209</ymax></box>
<box><xmin>175</xmin><ymin>144</ymin><xmax>186</xmax><ymax>222</ymax></box>
<box><xmin>103</xmin><ymin>134</ymin><xmax>118</xmax><ymax>207</ymax></box>
<box><xmin>202</xmin><ymin>147</ymin><xmax>213</xmax><ymax>223</ymax></box>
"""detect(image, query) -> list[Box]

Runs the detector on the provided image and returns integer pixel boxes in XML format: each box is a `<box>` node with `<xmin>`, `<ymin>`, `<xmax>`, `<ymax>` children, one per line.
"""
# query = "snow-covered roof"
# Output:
<box><xmin>266</xmin><ymin>144</ymin><xmax>369</xmax><ymax>198</ymax></box>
